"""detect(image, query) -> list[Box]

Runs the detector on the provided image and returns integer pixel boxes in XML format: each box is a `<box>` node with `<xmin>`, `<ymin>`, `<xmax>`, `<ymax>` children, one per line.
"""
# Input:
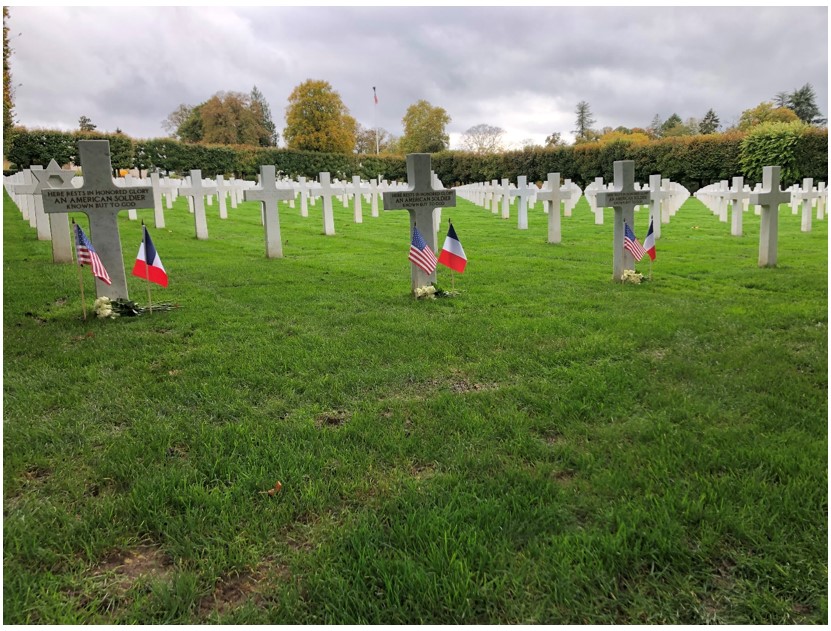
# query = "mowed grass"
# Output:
<box><xmin>3</xmin><ymin>186</ymin><xmax>827</xmax><ymax>624</ymax></box>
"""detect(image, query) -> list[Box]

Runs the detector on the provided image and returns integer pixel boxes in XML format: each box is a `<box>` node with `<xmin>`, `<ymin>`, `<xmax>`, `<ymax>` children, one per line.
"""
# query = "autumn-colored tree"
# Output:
<box><xmin>161</xmin><ymin>104</ymin><xmax>194</xmax><ymax>139</ymax></box>
<box><xmin>737</xmin><ymin>102</ymin><xmax>800</xmax><ymax>131</ymax></box>
<box><xmin>597</xmin><ymin>130</ymin><xmax>650</xmax><ymax>145</ymax></box>
<box><xmin>283</xmin><ymin>79</ymin><xmax>356</xmax><ymax>153</ymax></box>
<box><xmin>544</xmin><ymin>132</ymin><xmax>565</xmax><ymax>148</ymax></box>
<box><xmin>399</xmin><ymin>100</ymin><xmax>450</xmax><ymax>153</ymax></box>
<box><xmin>355</xmin><ymin>123</ymin><xmax>397</xmax><ymax>154</ymax></box>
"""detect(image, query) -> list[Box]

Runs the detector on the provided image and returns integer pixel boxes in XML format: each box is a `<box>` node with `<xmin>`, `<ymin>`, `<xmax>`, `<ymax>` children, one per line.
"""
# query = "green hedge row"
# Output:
<box><xmin>6</xmin><ymin>126</ymin><xmax>826</xmax><ymax>191</ymax></box>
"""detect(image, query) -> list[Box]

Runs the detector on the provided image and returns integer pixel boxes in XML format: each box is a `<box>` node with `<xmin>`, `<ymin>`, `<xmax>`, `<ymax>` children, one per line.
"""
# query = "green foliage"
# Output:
<box><xmin>786</xmin><ymin>83</ymin><xmax>826</xmax><ymax>126</ymax></box>
<box><xmin>739</xmin><ymin>121</ymin><xmax>809</xmax><ymax>184</ymax></box>
<box><xmin>737</xmin><ymin>102</ymin><xmax>799</xmax><ymax>131</ymax></box>
<box><xmin>3</xmin><ymin>7</ymin><xmax>14</xmax><ymax>155</ymax></box>
<box><xmin>699</xmin><ymin>109</ymin><xmax>720</xmax><ymax>135</ymax></box>
<box><xmin>399</xmin><ymin>100</ymin><xmax>450</xmax><ymax>153</ymax></box>
<box><xmin>283</xmin><ymin>79</ymin><xmax>356</xmax><ymax>154</ymax></box>
<box><xmin>250</xmin><ymin>85</ymin><xmax>278</xmax><ymax>147</ymax></box>
<box><xmin>573</xmin><ymin>101</ymin><xmax>595</xmax><ymax>143</ymax></box>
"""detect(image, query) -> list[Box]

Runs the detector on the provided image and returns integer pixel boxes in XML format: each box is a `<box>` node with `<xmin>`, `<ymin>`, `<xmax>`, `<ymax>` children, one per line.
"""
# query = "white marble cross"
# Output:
<box><xmin>749</xmin><ymin>166</ymin><xmax>790</xmax><ymax>267</ymax></box>
<box><xmin>725</xmin><ymin>176</ymin><xmax>750</xmax><ymax>237</ymax></box>
<box><xmin>498</xmin><ymin>178</ymin><xmax>511</xmax><ymax>219</ymax></box>
<box><xmin>149</xmin><ymin>171</ymin><xmax>166</xmax><ymax>228</ymax></box>
<box><xmin>297</xmin><ymin>176</ymin><xmax>310</xmax><ymax>217</ymax></box>
<box><xmin>799</xmin><ymin>178</ymin><xmax>819</xmax><ymax>233</ymax></box>
<box><xmin>383</xmin><ymin>153</ymin><xmax>456</xmax><ymax>290</ymax></box>
<box><xmin>15</xmin><ymin>167</ymin><xmax>51</xmax><ymax>238</ymax></box>
<box><xmin>595</xmin><ymin>161</ymin><xmax>651</xmax><ymax>281</ymax></box>
<box><xmin>178</xmin><ymin>170</ymin><xmax>217</xmax><ymax>240</ymax></box>
<box><xmin>368</xmin><ymin>178</ymin><xmax>381</xmax><ymax>217</ymax></box>
<box><xmin>510</xmin><ymin>175</ymin><xmax>536</xmax><ymax>230</ymax></box>
<box><xmin>592</xmin><ymin>177</ymin><xmax>605</xmax><ymax>225</ymax></box>
<box><xmin>31</xmin><ymin>159</ymin><xmax>74</xmax><ymax>263</ymax></box>
<box><xmin>317</xmin><ymin>172</ymin><xmax>344</xmax><ymax>235</ymax></box>
<box><xmin>647</xmin><ymin>174</ymin><xmax>665</xmax><ymax>240</ymax></box>
<box><xmin>41</xmin><ymin>140</ymin><xmax>153</xmax><ymax>299</ymax></box>
<box><xmin>244</xmin><ymin>165</ymin><xmax>295</xmax><ymax>258</ymax></box>
<box><xmin>816</xmin><ymin>182</ymin><xmax>826</xmax><ymax>220</ymax></box>
<box><xmin>536</xmin><ymin>172</ymin><xmax>569</xmax><ymax>244</ymax></box>
<box><xmin>348</xmin><ymin>175</ymin><xmax>364</xmax><ymax>223</ymax></box>
<box><xmin>215</xmin><ymin>175</ymin><xmax>232</xmax><ymax>219</ymax></box>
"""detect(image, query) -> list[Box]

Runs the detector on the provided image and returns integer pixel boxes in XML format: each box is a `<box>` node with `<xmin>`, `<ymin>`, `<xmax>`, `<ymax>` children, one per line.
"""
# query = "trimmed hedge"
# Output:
<box><xmin>6</xmin><ymin>126</ymin><xmax>827</xmax><ymax>190</ymax></box>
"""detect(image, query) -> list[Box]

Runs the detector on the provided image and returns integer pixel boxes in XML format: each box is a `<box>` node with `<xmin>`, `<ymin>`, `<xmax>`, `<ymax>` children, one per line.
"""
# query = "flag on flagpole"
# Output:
<box><xmin>373</xmin><ymin>86</ymin><xmax>378</xmax><ymax>105</ymax></box>
<box><xmin>438</xmin><ymin>222</ymin><xmax>467</xmax><ymax>273</ymax></box>
<box><xmin>74</xmin><ymin>223</ymin><xmax>112</xmax><ymax>285</ymax></box>
<box><xmin>623</xmin><ymin>222</ymin><xmax>647</xmax><ymax>261</ymax></box>
<box><xmin>132</xmin><ymin>224</ymin><xmax>169</xmax><ymax>287</ymax></box>
<box><xmin>643</xmin><ymin>217</ymin><xmax>656</xmax><ymax>261</ymax></box>
<box><xmin>408</xmin><ymin>225</ymin><xmax>437</xmax><ymax>274</ymax></box>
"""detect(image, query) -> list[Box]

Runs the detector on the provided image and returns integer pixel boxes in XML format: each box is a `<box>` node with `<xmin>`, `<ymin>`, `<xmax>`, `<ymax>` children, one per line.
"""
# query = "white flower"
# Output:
<box><xmin>621</xmin><ymin>269</ymin><xmax>643</xmax><ymax>284</ymax></box>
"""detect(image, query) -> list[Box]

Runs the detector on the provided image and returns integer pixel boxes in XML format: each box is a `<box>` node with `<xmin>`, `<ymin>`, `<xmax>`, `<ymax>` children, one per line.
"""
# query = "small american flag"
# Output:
<box><xmin>409</xmin><ymin>225</ymin><xmax>437</xmax><ymax>274</ymax></box>
<box><xmin>74</xmin><ymin>222</ymin><xmax>112</xmax><ymax>285</ymax></box>
<box><xmin>623</xmin><ymin>222</ymin><xmax>647</xmax><ymax>262</ymax></box>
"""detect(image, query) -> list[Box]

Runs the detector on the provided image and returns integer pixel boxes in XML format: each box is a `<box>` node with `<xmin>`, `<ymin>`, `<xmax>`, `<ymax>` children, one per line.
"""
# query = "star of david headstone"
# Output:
<box><xmin>32</xmin><ymin>159</ymin><xmax>75</xmax><ymax>263</ymax></box>
<box><xmin>41</xmin><ymin>140</ymin><xmax>153</xmax><ymax>299</ymax></box>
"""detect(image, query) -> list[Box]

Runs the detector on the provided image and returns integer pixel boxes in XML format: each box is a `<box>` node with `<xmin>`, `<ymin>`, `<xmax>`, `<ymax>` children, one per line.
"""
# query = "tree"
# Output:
<box><xmin>78</xmin><ymin>115</ymin><xmax>97</xmax><ymax>132</ymax></box>
<box><xmin>544</xmin><ymin>132</ymin><xmax>565</xmax><ymax>147</ymax></box>
<box><xmin>177</xmin><ymin>105</ymin><xmax>203</xmax><ymax>143</ymax></box>
<box><xmin>773</xmin><ymin>91</ymin><xmax>790</xmax><ymax>109</ymax></box>
<box><xmin>3</xmin><ymin>7</ymin><xmax>15</xmax><ymax>153</ymax></box>
<box><xmin>597</xmin><ymin>129</ymin><xmax>650</xmax><ymax>145</ymax></box>
<box><xmin>573</xmin><ymin>101</ymin><xmax>595</xmax><ymax>143</ymax></box>
<box><xmin>162</xmin><ymin>104</ymin><xmax>194</xmax><ymax>139</ymax></box>
<box><xmin>355</xmin><ymin>123</ymin><xmax>396</xmax><ymax>154</ymax></box>
<box><xmin>660</xmin><ymin>113</ymin><xmax>682</xmax><ymax>136</ymax></box>
<box><xmin>460</xmin><ymin>123</ymin><xmax>505</xmax><ymax>154</ymax></box>
<box><xmin>787</xmin><ymin>83</ymin><xmax>826</xmax><ymax>125</ymax></box>
<box><xmin>399</xmin><ymin>100</ymin><xmax>450</xmax><ymax>153</ymax></box>
<box><xmin>737</xmin><ymin>102</ymin><xmax>799</xmax><ymax>131</ymax></box>
<box><xmin>250</xmin><ymin>85</ymin><xmax>278</xmax><ymax>146</ymax></box>
<box><xmin>699</xmin><ymin>109</ymin><xmax>720</xmax><ymax>134</ymax></box>
<box><xmin>648</xmin><ymin>114</ymin><xmax>662</xmax><ymax>138</ymax></box>
<box><xmin>283</xmin><ymin>79</ymin><xmax>356</xmax><ymax>153</ymax></box>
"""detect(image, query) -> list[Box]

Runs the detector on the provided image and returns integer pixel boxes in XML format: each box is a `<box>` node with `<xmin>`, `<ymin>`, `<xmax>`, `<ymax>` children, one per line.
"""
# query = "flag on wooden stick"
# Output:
<box><xmin>74</xmin><ymin>222</ymin><xmax>112</xmax><ymax>285</ymax></box>
<box><xmin>438</xmin><ymin>222</ymin><xmax>467</xmax><ymax>273</ymax></box>
<box><xmin>132</xmin><ymin>224</ymin><xmax>168</xmax><ymax>287</ymax></box>
<box><xmin>623</xmin><ymin>222</ymin><xmax>647</xmax><ymax>261</ymax></box>
<box><xmin>408</xmin><ymin>225</ymin><xmax>437</xmax><ymax>274</ymax></box>
<box><xmin>643</xmin><ymin>217</ymin><xmax>656</xmax><ymax>261</ymax></box>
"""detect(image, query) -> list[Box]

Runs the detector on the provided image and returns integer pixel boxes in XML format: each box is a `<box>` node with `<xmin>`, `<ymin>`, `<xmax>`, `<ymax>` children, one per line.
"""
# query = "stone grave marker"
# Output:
<box><xmin>799</xmin><ymin>178</ymin><xmax>819</xmax><ymax>232</ymax></box>
<box><xmin>32</xmin><ymin>159</ymin><xmax>74</xmax><ymax>263</ymax></box>
<box><xmin>244</xmin><ymin>164</ymin><xmax>294</xmax><ymax>258</ymax></box>
<box><xmin>816</xmin><ymin>182</ymin><xmax>826</xmax><ymax>220</ymax></box>
<box><xmin>41</xmin><ymin>140</ymin><xmax>153</xmax><ymax>299</ymax></box>
<box><xmin>749</xmin><ymin>166</ymin><xmax>790</xmax><ymax>267</ymax></box>
<box><xmin>178</xmin><ymin>170</ymin><xmax>216</xmax><ymax>240</ymax></box>
<box><xmin>383</xmin><ymin>153</ymin><xmax>456</xmax><ymax>290</ymax></box>
<box><xmin>349</xmin><ymin>175</ymin><xmax>364</xmax><ymax>223</ymax></box>
<box><xmin>18</xmin><ymin>166</ymin><xmax>52</xmax><ymax>238</ymax></box>
<box><xmin>369</xmin><ymin>178</ymin><xmax>380</xmax><ymax>217</ymax></box>
<box><xmin>216</xmin><ymin>175</ymin><xmax>231</xmax><ymax>219</ymax></box>
<box><xmin>149</xmin><ymin>171</ymin><xmax>166</xmax><ymax>228</ymax></box>
<box><xmin>317</xmin><ymin>172</ymin><xmax>344</xmax><ymax>235</ymax></box>
<box><xmin>647</xmin><ymin>174</ymin><xmax>665</xmax><ymax>240</ymax></box>
<box><xmin>124</xmin><ymin>175</ymin><xmax>139</xmax><ymax>220</ymax></box>
<box><xmin>297</xmin><ymin>176</ymin><xmax>310</xmax><ymax>217</ymax></box>
<box><xmin>10</xmin><ymin>170</ymin><xmax>34</xmax><ymax>225</ymax></box>
<box><xmin>511</xmin><ymin>175</ymin><xmax>536</xmax><ymax>230</ymax></box>
<box><xmin>595</xmin><ymin>161</ymin><xmax>650</xmax><ymax>281</ymax></box>
<box><xmin>725</xmin><ymin>176</ymin><xmax>750</xmax><ymax>237</ymax></box>
<box><xmin>536</xmin><ymin>172</ymin><xmax>568</xmax><ymax>244</ymax></box>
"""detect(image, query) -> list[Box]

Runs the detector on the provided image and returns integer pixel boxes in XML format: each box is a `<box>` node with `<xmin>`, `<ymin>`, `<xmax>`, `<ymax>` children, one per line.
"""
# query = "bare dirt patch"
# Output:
<box><xmin>449</xmin><ymin>379</ymin><xmax>498</xmax><ymax>394</ymax></box>
<box><xmin>315</xmin><ymin>410</ymin><xmax>350</xmax><ymax>428</ymax></box>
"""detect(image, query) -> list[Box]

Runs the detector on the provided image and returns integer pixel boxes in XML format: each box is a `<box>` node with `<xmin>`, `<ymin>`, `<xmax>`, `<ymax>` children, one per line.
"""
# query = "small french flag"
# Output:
<box><xmin>438</xmin><ymin>223</ymin><xmax>467</xmax><ymax>273</ymax></box>
<box><xmin>132</xmin><ymin>224</ymin><xmax>169</xmax><ymax>287</ymax></box>
<box><xmin>643</xmin><ymin>217</ymin><xmax>656</xmax><ymax>261</ymax></box>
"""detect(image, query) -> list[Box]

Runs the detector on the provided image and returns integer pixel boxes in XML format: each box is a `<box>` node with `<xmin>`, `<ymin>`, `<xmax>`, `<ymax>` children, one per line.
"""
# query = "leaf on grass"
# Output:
<box><xmin>260</xmin><ymin>480</ymin><xmax>282</xmax><ymax>496</ymax></box>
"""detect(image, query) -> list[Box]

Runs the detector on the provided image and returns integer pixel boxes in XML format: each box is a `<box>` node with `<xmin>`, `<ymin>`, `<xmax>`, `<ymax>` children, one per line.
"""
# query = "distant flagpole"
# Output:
<box><xmin>142</xmin><ymin>222</ymin><xmax>153</xmax><ymax>314</ymax></box>
<box><xmin>373</xmin><ymin>86</ymin><xmax>379</xmax><ymax>155</ymax></box>
<box><xmin>72</xmin><ymin>220</ymin><xmax>87</xmax><ymax>320</ymax></box>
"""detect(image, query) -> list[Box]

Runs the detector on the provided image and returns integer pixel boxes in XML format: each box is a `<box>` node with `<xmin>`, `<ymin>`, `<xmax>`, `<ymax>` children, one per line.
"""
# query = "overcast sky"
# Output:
<box><xmin>6</xmin><ymin>5</ymin><xmax>828</xmax><ymax>149</ymax></box>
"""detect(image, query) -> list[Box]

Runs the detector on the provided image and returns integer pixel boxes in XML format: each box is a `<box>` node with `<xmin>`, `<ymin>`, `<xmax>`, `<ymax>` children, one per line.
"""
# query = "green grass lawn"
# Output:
<box><xmin>3</xmin><ymin>188</ymin><xmax>827</xmax><ymax>624</ymax></box>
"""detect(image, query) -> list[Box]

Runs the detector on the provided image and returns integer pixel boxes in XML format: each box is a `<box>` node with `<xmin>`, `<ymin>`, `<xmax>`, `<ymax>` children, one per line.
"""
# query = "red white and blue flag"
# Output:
<box><xmin>438</xmin><ymin>222</ymin><xmax>467</xmax><ymax>273</ymax></box>
<box><xmin>408</xmin><ymin>225</ymin><xmax>437</xmax><ymax>274</ymax></box>
<box><xmin>132</xmin><ymin>224</ymin><xmax>168</xmax><ymax>287</ymax></box>
<box><xmin>74</xmin><ymin>222</ymin><xmax>111</xmax><ymax>285</ymax></box>
<box><xmin>623</xmin><ymin>222</ymin><xmax>647</xmax><ymax>262</ymax></box>
<box><xmin>643</xmin><ymin>217</ymin><xmax>656</xmax><ymax>261</ymax></box>
<box><xmin>373</xmin><ymin>86</ymin><xmax>378</xmax><ymax>105</ymax></box>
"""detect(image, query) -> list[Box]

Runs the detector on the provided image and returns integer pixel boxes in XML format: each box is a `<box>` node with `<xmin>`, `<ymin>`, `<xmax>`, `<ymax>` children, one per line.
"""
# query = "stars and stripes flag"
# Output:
<box><xmin>74</xmin><ymin>222</ymin><xmax>112</xmax><ymax>285</ymax></box>
<box><xmin>409</xmin><ymin>225</ymin><xmax>437</xmax><ymax>274</ymax></box>
<box><xmin>373</xmin><ymin>86</ymin><xmax>378</xmax><ymax>105</ymax></box>
<box><xmin>132</xmin><ymin>224</ymin><xmax>169</xmax><ymax>287</ymax></box>
<box><xmin>623</xmin><ymin>222</ymin><xmax>647</xmax><ymax>261</ymax></box>
<box><xmin>642</xmin><ymin>217</ymin><xmax>656</xmax><ymax>261</ymax></box>
<box><xmin>438</xmin><ymin>222</ymin><xmax>467</xmax><ymax>273</ymax></box>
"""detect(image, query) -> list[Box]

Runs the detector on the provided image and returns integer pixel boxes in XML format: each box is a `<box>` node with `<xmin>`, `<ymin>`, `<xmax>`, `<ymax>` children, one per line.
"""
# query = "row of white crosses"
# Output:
<box><xmin>588</xmin><ymin>176</ymin><xmax>690</xmax><ymax>232</ymax></box>
<box><xmin>696</xmin><ymin>176</ymin><xmax>826</xmax><ymax>235</ymax></box>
